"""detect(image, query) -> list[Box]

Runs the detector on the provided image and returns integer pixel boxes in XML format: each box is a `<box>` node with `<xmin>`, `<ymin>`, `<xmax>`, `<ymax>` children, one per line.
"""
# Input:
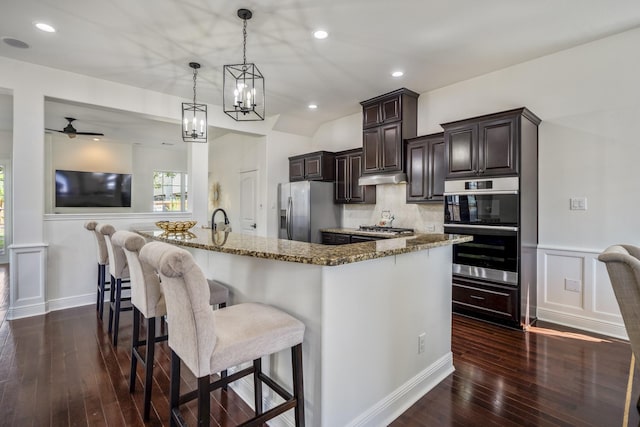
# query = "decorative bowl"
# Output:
<box><xmin>155</xmin><ymin>220</ymin><xmax>197</xmax><ymax>232</ymax></box>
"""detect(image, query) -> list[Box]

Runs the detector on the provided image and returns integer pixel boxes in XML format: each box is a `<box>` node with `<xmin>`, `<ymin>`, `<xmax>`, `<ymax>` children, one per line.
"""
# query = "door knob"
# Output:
<box><xmin>251</xmin><ymin>223</ymin><xmax>257</xmax><ymax>229</ymax></box>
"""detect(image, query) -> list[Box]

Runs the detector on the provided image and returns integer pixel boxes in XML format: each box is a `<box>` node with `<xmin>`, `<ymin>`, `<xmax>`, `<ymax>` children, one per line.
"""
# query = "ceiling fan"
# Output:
<box><xmin>45</xmin><ymin>117</ymin><xmax>104</xmax><ymax>139</ymax></box>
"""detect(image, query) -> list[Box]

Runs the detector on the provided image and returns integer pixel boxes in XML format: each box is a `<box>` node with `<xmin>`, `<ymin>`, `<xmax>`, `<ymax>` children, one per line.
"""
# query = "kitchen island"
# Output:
<box><xmin>135</xmin><ymin>226</ymin><xmax>471</xmax><ymax>427</ymax></box>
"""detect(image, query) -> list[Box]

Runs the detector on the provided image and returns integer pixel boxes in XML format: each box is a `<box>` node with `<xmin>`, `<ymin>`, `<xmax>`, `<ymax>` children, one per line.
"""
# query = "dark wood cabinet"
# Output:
<box><xmin>360</xmin><ymin>88</ymin><xmax>419</xmax><ymax>175</ymax></box>
<box><xmin>321</xmin><ymin>231</ymin><xmax>385</xmax><ymax>245</ymax></box>
<box><xmin>335</xmin><ymin>149</ymin><xmax>376</xmax><ymax>204</ymax></box>
<box><xmin>321</xmin><ymin>232</ymin><xmax>352</xmax><ymax>245</ymax></box>
<box><xmin>452</xmin><ymin>278</ymin><xmax>519</xmax><ymax>325</ymax></box>
<box><xmin>289</xmin><ymin>151</ymin><xmax>336</xmax><ymax>182</ymax></box>
<box><xmin>443</xmin><ymin>109</ymin><xmax>531</xmax><ymax>179</ymax></box>
<box><xmin>406</xmin><ymin>133</ymin><xmax>445</xmax><ymax>203</ymax></box>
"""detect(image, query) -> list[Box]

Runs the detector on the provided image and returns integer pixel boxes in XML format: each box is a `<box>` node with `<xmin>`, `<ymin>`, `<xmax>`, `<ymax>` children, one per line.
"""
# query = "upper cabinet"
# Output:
<box><xmin>406</xmin><ymin>133</ymin><xmax>445</xmax><ymax>203</ymax></box>
<box><xmin>442</xmin><ymin>108</ymin><xmax>541</xmax><ymax>179</ymax></box>
<box><xmin>289</xmin><ymin>151</ymin><xmax>336</xmax><ymax>182</ymax></box>
<box><xmin>335</xmin><ymin>148</ymin><xmax>376</xmax><ymax>204</ymax></box>
<box><xmin>360</xmin><ymin>88</ymin><xmax>419</xmax><ymax>175</ymax></box>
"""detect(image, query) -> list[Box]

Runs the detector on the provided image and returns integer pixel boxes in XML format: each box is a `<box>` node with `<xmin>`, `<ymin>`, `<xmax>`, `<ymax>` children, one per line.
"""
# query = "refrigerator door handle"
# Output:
<box><xmin>286</xmin><ymin>196</ymin><xmax>293</xmax><ymax>240</ymax></box>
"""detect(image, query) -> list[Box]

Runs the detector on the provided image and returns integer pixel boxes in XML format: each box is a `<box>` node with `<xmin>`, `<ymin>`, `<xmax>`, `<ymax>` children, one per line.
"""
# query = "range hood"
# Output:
<box><xmin>358</xmin><ymin>172</ymin><xmax>407</xmax><ymax>186</ymax></box>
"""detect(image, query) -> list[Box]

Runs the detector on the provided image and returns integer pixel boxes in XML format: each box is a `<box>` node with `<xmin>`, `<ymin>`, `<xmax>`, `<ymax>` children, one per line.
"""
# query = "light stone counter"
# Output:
<box><xmin>135</xmin><ymin>226</ymin><xmax>471</xmax><ymax>266</ymax></box>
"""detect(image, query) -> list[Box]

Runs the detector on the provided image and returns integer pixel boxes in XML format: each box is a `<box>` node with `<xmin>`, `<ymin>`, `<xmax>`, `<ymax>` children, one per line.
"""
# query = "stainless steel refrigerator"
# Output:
<box><xmin>278</xmin><ymin>181</ymin><xmax>341</xmax><ymax>243</ymax></box>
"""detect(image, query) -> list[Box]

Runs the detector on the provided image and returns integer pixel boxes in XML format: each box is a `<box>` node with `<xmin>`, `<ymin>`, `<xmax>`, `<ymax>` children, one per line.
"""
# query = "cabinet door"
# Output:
<box><xmin>362</xmin><ymin>103</ymin><xmax>380</xmax><ymax>129</ymax></box>
<box><xmin>348</xmin><ymin>153</ymin><xmax>364</xmax><ymax>202</ymax></box>
<box><xmin>427</xmin><ymin>137</ymin><xmax>445</xmax><ymax>200</ymax></box>
<box><xmin>334</xmin><ymin>155</ymin><xmax>349</xmax><ymax>203</ymax></box>
<box><xmin>445</xmin><ymin>124</ymin><xmax>477</xmax><ymax>179</ymax></box>
<box><xmin>478</xmin><ymin>116</ymin><xmax>518</xmax><ymax>176</ymax></box>
<box><xmin>289</xmin><ymin>158</ymin><xmax>305</xmax><ymax>181</ymax></box>
<box><xmin>381</xmin><ymin>122</ymin><xmax>402</xmax><ymax>171</ymax></box>
<box><xmin>362</xmin><ymin>128</ymin><xmax>381</xmax><ymax>173</ymax></box>
<box><xmin>380</xmin><ymin>95</ymin><xmax>401</xmax><ymax>123</ymax></box>
<box><xmin>304</xmin><ymin>154</ymin><xmax>322</xmax><ymax>180</ymax></box>
<box><xmin>406</xmin><ymin>141</ymin><xmax>427</xmax><ymax>202</ymax></box>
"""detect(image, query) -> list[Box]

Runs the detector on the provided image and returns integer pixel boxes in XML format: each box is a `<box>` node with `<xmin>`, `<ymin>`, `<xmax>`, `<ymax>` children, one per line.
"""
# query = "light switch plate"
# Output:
<box><xmin>570</xmin><ymin>197</ymin><xmax>587</xmax><ymax>210</ymax></box>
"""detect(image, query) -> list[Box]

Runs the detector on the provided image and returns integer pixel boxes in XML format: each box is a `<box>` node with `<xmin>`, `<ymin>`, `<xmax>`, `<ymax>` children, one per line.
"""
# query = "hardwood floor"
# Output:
<box><xmin>0</xmin><ymin>280</ymin><xmax>638</xmax><ymax>426</ymax></box>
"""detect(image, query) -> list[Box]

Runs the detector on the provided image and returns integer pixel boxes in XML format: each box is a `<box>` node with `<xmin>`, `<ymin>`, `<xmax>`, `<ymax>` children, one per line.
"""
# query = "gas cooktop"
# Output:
<box><xmin>358</xmin><ymin>225</ymin><xmax>415</xmax><ymax>235</ymax></box>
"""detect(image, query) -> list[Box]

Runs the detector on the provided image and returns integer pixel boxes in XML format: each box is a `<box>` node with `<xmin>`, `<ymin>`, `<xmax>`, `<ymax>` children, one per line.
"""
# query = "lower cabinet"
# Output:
<box><xmin>452</xmin><ymin>278</ymin><xmax>518</xmax><ymax>325</ymax></box>
<box><xmin>321</xmin><ymin>232</ymin><xmax>384</xmax><ymax>245</ymax></box>
<box><xmin>321</xmin><ymin>232</ymin><xmax>351</xmax><ymax>245</ymax></box>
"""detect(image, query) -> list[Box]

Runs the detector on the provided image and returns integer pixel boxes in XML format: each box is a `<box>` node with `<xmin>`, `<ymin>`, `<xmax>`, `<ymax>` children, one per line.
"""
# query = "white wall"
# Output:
<box><xmin>0</xmin><ymin>130</ymin><xmax>12</xmax><ymax>156</ymax></box>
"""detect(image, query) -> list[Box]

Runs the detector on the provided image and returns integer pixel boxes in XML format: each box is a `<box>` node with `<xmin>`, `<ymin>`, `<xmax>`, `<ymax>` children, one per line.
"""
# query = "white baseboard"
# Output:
<box><xmin>7</xmin><ymin>293</ymin><xmax>96</xmax><ymax>320</ymax></box>
<box><xmin>348</xmin><ymin>352</ymin><xmax>454</xmax><ymax>427</ymax></box>
<box><xmin>537</xmin><ymin>307</ymin><xmax>628</xmax><ymax>340</ymax></box>
<box><xmin>7</xmin><ymin>301</ymin><xmax>47</xmax><ymax>320</ymax></box>
<box><xmin>229</xmin><ymin>353</ymin><xmax>454</xmax><ymax>427</ymax></box>
<box><xmin>47</xmin><ymin>292</ymin><xmax>96</xmax><ymax>313</ymax></box>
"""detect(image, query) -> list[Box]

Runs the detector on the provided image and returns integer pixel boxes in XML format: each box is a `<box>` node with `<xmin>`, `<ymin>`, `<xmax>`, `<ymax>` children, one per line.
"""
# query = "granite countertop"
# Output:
<box><xmin>135</xmin><ymin>226</ymin><xmax>472</xmax><ymax>266</ymax></box>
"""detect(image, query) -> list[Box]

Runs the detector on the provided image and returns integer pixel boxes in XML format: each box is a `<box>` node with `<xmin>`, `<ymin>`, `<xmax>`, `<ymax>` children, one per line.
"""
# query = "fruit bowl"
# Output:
<box><xmin>155</xmin><ymin>220</ymin><xmax>197</xmax><ymax>232</ymax></box>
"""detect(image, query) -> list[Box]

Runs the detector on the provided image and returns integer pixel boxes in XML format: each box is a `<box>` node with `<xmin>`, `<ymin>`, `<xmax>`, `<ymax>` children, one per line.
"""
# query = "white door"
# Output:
<box><xmin>239</xmin><ymin>170</ymin><xmax>258</xmax><ymax>235</ymax></box>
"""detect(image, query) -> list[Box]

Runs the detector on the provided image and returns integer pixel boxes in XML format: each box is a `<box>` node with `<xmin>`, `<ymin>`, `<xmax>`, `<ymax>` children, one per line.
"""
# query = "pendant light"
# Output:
<box><xmin>182</xmin><ymin>62</ymin><xmax>207</xmax><ymax>143</ymax></box>
<box><xmin>223</xmin><ymin>8</ymin><xmax>265</xmax><ymax>121</ymax></box>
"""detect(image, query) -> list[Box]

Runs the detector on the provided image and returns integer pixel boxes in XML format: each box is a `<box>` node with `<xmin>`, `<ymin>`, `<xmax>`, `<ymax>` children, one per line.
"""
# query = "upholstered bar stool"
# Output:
<box><xmin>98</xmin><ymin>223</ymin><xmax>132</xmax><ymax>346</ymax></box>
<box><xmin>140</xmin><ymin>242</ymin><xmax>305</xmax><ymax>427</ymax></box>
<box><xmin>598</xmin><ymin>244</ymin><xmax>640</xmax><ymax>409</ymax></box>
<box><xmin>84</xmin><ymin>221</ymin><xmax>111</xmax><ymax>318</ymax></box>
<box><xmin>113</xmin><ymin>230</ymin><xmax>230</xmax><ymax>420</ymax></box>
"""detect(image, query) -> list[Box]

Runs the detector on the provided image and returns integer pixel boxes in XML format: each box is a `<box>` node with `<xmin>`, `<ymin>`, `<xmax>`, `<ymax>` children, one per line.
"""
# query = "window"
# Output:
<box><xmin>153</xmin><ymin>171</ymin><xmax>188</xmax><ymax>212</ymax></box>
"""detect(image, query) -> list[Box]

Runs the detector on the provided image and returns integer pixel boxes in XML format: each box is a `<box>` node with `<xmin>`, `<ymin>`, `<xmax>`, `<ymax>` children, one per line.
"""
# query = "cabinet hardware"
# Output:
<box><xmin>470</xmin><ymin>295</ymin><xmax>485</xmax><ymax>300</ymax></box>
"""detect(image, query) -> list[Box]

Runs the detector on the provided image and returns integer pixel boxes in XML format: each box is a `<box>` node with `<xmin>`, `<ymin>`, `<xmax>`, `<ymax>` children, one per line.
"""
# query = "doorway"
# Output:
<box><xmin>0</xmin><ymin>160</ymin><xmax>10</xmax><ymax>263</ymax></box>
<box><xmin>239</xmin><ymin>170</ymin><xmax>258</xmax><ymax>235</ymax></box>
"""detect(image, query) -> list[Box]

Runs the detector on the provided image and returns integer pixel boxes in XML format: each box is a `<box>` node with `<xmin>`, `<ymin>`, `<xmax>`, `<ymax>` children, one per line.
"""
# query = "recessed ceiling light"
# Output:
<box><xmin>313</xmin><ymin>30</ymin><xmax>328</xmax><ymax>40</ymax></box>
<box><xmin>2</xmin><ymin>37</ymin><xmax>29</xmax><ymax>49</ymax></box>
<box><xmin>391</xmin><ymin>71</ymin><xmax>404</xmax><ymax>78</ymax></box>
<box><xmin>35</xmin><ymin>22</ymin><xmax>56</xmax><ymax>33</ymax></box>
<box><xmin>92</xmin><ymin>137</ymin><xmax>101</xmax><ymax>141</ymax></box>
<box><xmin>308</xmin><ymin>104</ymin><xmax>318</xmax><ymax>110</ymax></box>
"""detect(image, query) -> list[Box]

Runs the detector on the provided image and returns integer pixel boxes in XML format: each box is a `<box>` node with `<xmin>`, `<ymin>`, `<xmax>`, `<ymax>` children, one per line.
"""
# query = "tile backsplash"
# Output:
<box><xmin>341</xmin><ymin>183</ymin><xmax>444</xmax><ymax>232</ymax></box>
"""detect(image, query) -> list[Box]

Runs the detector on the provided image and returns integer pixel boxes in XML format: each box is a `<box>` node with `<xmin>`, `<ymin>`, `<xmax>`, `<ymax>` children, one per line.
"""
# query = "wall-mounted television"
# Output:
<box><xmin>55</xmin><ymin>170</ymin><xmax>132</xmax><ymax>207</ymax></box>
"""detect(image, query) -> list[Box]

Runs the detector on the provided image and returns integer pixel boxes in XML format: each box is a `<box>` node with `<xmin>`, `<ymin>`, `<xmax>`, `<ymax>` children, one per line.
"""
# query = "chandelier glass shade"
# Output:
<box><xmin>182</xmin><ymin>62</ymin><xmax>207</xmax><ymax>143</ymax></box>
<box><xmin>223</xmin><ymin>9</ymin><xmax>265</xmax><ymax>121</ymax></box>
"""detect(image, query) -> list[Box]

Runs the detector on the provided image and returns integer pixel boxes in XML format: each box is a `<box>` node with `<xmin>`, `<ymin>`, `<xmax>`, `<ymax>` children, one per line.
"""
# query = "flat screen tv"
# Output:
<box><xmin>55</xmin><ymin>170</ymin><xmax>132</xmax><ymax>207</ymax></box>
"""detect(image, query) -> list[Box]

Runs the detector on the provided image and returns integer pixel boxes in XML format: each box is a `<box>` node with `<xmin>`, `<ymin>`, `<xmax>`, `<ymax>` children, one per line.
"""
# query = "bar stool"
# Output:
<box><xmin>84</xmin><ymin>221</ymin><xmax>110</xmax><ymax>318</ymax></box>
<box><xmin>140</xmin><ymin>242</ymin><xmax>305</xmax><ymax>427</ymax></box>
<box><xmin>113</xmin><ymin>230</ymin><xmax>230</xmax><ymax>421</ymax></box>
<box><xmin>98</xmin><ymin>223</ymin><xmax>132</xmax><ymax>347</ymax></box>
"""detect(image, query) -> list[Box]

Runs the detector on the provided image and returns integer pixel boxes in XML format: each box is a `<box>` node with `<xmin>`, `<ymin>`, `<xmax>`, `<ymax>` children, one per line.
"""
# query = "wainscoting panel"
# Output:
<box><xmin>537</xmin><ymin>246</ymin><xmax>626</xmax><ymax>339</ymax></box>
<box><xmin>8</xmin><ymin>243</ymin><xmax>48</xmax><ymax>319</ymax></box>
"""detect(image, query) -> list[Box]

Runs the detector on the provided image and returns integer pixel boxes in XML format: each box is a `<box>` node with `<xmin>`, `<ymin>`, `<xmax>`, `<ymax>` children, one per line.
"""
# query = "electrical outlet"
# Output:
<box><xmin>564</xmin><ymin>278</ymin><xmax>581</xmax><ymax>293</ymax></box>
<box><xmin>418</xmin><ymin>333</ymin><xmax>426</xmax><ymax>354</ymax></box>
<box><xmin>570</xmin><ymin>197</ymin><xmax>587</xmax><ymax>211</ymax></box>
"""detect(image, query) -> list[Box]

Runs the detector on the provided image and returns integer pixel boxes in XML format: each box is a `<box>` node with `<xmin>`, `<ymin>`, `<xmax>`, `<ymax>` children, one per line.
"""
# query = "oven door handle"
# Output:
<box><xmin>444</xmin><ymin>224</ymin><xmax>519</xmax><ymax>232</ymax></box>
<box><xmin>444</xmin><ymin>190</ymin><xmax>519</xmax><ymax>196</ymax></box>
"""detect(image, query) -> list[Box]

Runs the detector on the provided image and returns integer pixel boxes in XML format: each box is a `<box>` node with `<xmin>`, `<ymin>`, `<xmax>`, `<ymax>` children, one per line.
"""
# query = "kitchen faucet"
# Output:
<box><xmin>211</xmin><ymin>208</ymin><xmax>230</xmax><ymax>232</ymax></box>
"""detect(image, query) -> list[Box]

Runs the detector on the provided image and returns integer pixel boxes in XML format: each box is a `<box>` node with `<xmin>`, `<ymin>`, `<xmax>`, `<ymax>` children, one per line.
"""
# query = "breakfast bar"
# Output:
<box><xmin>135</xmin><ymin>226</ymin><xmax>471</xmax><ymax>427</ymax></box>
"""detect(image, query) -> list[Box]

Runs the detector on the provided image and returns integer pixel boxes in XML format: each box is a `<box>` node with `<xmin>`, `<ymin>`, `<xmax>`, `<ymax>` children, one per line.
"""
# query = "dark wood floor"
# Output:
<box><xmin>0</xmin><ymin>270</ymin><xmax>638</xmax><ymax>426</ymax></box>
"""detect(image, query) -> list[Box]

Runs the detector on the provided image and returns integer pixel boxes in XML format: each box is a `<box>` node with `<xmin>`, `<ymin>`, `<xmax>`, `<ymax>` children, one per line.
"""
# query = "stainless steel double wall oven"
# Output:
<box><xmin>444</xmin><ymin>177</ymin><xmax>537</xmax><ymax>328</ymax></box>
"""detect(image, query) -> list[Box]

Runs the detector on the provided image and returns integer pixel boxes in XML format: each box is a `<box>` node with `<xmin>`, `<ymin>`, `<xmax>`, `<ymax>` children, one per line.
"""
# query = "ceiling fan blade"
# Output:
<box><xmin>75</xmin><ymin>132</ymin><xmax>104</xmax><ymax>136</ymax></box>
<box><xmin>45</xmin><ymin>128</ymin><xmax>66</xmax><ymax>133</ymax></box>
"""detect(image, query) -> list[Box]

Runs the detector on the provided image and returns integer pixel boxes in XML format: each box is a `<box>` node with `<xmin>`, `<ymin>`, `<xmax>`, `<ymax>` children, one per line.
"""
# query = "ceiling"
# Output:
<box><xmin>1</xmin><ymin>0</ymin><xmax>640</xmax><ymax>137</ymax></box>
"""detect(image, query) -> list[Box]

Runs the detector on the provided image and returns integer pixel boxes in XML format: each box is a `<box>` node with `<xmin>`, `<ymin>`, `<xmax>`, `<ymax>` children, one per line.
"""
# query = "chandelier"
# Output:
<box><xmin>223</xmin><ymin>8</ymin><xmax>265</xmax><ymax>121</ymax></box>
<box><xmin>182</xmin><ymin>62</ymin><xmax>207</xmax><ymax>142</ymax></box>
